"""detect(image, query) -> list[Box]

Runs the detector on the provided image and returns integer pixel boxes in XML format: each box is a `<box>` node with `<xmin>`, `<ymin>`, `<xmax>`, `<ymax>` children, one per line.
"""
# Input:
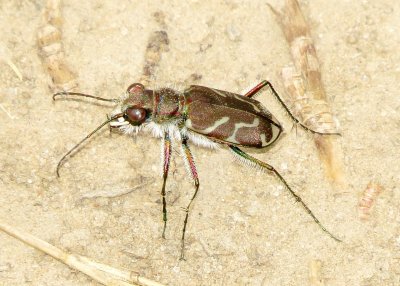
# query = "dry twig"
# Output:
<box><xmin>358</xmin><ymin>181</ymin><xmax>383</xmax><ymax>220</ymax></box>
<box><xmin>0</xmin><ymin>219</ymin><xmax>164</xmax><ymax>286</ymax></box>
<box><xmin>138</xmin><ymin>12</ymin><xmax>170</xmax><ymax>86</ymax></box>
<box><xmin>269</xmin><ymin>0</ymin><xmax>346</xmax><ymax>187</ymax></box>
<box><xmin>139</xmin><ymin>31</ymin><xmax>170</xmax><ymax>86</ymax></box>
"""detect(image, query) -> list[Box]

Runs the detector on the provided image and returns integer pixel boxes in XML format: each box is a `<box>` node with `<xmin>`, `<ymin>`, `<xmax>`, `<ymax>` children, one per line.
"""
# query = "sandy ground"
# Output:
<box><xmin>1</xmin><ymin>0</ymin><xmax>400</xmax><ymax>285</ymax></box>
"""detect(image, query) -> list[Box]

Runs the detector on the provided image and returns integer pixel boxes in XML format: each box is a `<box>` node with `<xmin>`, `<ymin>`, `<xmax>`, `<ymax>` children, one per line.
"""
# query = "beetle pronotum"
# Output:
<box><xmin>53</xmin><ymin>80</ymin><xmax>341</xmax><ymax>260</ymax></box>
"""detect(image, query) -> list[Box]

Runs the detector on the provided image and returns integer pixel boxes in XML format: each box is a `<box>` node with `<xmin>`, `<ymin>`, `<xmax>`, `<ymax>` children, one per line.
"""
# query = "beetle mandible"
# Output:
<box><xmin>53</xmin><ymin>80</ymin><xmax>341</xmax><ymax>260</ymax></box>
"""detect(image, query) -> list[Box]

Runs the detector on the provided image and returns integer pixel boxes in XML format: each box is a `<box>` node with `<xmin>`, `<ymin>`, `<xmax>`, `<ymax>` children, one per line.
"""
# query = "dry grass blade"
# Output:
<box><xmin>0</xmin><ymin>220</ymin><xmax>165</xmax><ymax>286</ymax></box>
<box><xmin>0</xmin><ymin>103</ymin><xmax>16</xmax><ymax>119</ymax></box>
<box><xmin>5</xmin><ymin>59</ymin><xmax>23</xmax><ymax>81</ymax></box>
<box><xmin>0</xmin><ymin>42</ymin><xmax>23</xmax><ymax>80</ymax></box>
<box><xmin>268</xmin><ymin>0</ymin><xmax>346</xmax><ymax>188</ymax></box>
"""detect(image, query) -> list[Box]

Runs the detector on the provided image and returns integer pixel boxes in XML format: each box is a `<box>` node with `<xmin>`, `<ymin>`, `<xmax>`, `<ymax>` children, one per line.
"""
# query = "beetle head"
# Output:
<box><xmin>110</xmin><ymin>83</ymin><xmax>154</xmax><ymax>129</ymax></box>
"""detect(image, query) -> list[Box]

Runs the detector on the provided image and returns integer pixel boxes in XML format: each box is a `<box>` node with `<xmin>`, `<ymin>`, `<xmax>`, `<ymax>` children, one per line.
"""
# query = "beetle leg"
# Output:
<box><xmin>243</xmin><ymin>80</ymin><xmax>270</xmax><ymax>98</ymax></box>
<box><xmin>106</xmin><ymin>114</ymin><xmax>113</xmax><ymax>135</ymax></box>
<box><xmin>179</xmin><ymin>135</ymin><xmax>200</xmax><ymax>260</ymax></box>
<box><xmin>244</xmin><ymin>80</ymin><xmax>340</xmax><ymax>136</ymax></box>
<box><xmin>228</xmin><ymin>144</ymin><xmax>342</xmax><ymax>242</ymax></box>
<box><xmin>161</xmin><ymin>132</ymin><xmax>172</xmax><ymax>239</ymax></box>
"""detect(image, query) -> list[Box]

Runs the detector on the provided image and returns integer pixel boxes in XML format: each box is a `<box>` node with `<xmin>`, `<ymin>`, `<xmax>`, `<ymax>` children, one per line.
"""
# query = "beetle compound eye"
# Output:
<box><xmin>127</xmin><ymin>83</ymin><xmax>145</xmax><ymax>94</ymax></box>
<box><xmin>125</xmin><ymin>107</ymin><xmax>147</xmax><ymax>125</ymax></box>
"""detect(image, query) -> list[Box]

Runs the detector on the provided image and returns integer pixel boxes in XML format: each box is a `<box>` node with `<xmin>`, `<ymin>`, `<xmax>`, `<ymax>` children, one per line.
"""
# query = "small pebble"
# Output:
<box><xmin>226</xmin><ymin>23</ymin><xmax>241</xmax><ymax>42</ymax></box>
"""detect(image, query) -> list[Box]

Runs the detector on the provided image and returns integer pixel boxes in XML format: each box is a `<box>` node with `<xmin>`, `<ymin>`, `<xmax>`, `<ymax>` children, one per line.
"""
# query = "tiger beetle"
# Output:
<box><xmin>53</xmin><ymin>80</ymin><xmax>342</xmax><ymax>260</ymax></box>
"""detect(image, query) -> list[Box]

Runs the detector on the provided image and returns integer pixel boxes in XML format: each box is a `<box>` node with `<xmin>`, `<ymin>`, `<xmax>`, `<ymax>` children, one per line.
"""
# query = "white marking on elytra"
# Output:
<box><xmin>185</xmin><ymin>116</ymin><xmax>229</xmax><ymax>135</ymax></box>
<box><xmin>226</xmin><ymin>118</ymin><xmax>260</xmax><ymax>143</ymax></box>
<box><xmin>260</xmin><ymin>124</ymin><xmax>281</xmax><ymax>147</ymax></box>
<box><xmin>210</xmin><ymin>86</ymin><xmax>261</xmax><ymax>112</ymax></box>
<box><xmin>233</xmin><ymin>93</ymin><xmax>261</xmax><ymax>112</ymax></box>
<box><xmin>270</xmin><ymin>124</ymin><xmax>281</xmax><ymax>144</ymax></box>
<box><xmin>239</xmin><ymin>83</ymin><xmax>275</xmax><ymax>119</ymax></box>
<box><xmin>260</xmin><ymin>134</ymin><xmax>269</xmax><ymax>146</ymax></box>
<box><xmin>209</xmin><ymin>87</ymin><xmax>227</xmax><ymax>97</ymax></box>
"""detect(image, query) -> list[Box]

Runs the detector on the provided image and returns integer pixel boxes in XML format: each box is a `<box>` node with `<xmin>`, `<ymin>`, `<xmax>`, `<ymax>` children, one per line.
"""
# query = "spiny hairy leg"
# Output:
<box><xmin>179</xmin><ymin>135</ymin><xmax>200</xmax><ymax>260</ymax></box>
<box><xmin>161</xmin><ymin>132</ymin><xmax>172</xmax><ymax>238</ymax></box>
<box><xmin>229</xmin><ymin>145</ymin><xmax>342</xmax><ymax>242</ymax></box>
<box><xmin>243</xmin><ymin>80</ymin><xmax>340</xmax><ymax>136</ymax></box>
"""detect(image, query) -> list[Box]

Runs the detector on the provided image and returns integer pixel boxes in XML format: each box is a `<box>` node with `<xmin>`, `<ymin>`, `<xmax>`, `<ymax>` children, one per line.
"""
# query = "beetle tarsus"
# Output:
<box><xmin>229</xmin><ymin>145</ymin><xmax>342</xmax><ymax>243</ymax></box>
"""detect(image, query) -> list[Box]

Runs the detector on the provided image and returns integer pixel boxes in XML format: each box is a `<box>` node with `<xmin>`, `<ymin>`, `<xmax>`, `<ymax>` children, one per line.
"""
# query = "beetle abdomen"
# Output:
<box><xmin>185</xmin><ymin>101</ymin><xmax>280</xmax><ymax>148</ymax></box>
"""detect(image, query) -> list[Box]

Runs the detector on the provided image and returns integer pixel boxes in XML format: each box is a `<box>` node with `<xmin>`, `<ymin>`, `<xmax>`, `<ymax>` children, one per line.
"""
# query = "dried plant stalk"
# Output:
<box><xmin>139</xmin><ymin>30</ymin><xmax>170</xmax><ymax>86</ymax></box>
<box><xmin>269</xmin><ymin>0</ymin><xmax>346</xmax><ymax>186</ymax></box>
<box><xmin>137</xmin><ymin>11</ymin><xmax>170</xmax><ymax>85</ymax></box>
<box><xmin>309</xmin><ymin>259</ymin><xmax>325</xmax><ymax>286</ymax></box>
<box><xmin>37</xmin><ymin>0</ymin><xmax>77</xmax><ymax>91</ymax></box>
<box><xmin>358</xmin><ymin>182</ymin><xmax>383</xmax><ymax>220</ymax></box>
<box><xmin>281</xmin><ymin>66</ymin><xmax>338</xmax><ymax>134</ymax></box>
<box><xmin>0</xmin><ymin>220</ymin><xmax>165</xmax><ymax>286</ymax></box>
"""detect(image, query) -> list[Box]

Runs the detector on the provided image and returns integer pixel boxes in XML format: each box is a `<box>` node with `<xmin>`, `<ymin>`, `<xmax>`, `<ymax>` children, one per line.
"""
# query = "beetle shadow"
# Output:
<box><xmin>52</xmin><ymin>97</ymin><xmax>116</xmax><ymax>109</ymax></box>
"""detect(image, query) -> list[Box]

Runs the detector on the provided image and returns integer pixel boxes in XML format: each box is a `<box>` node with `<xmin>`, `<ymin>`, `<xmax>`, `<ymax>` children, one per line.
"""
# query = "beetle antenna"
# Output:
<box><xmin>53</xmin><ymin>91</ymin><xmax>119</xmax><ymax>103</ymax></box>
<box><xmin>56</xmin><ymin>114</ymin><xmax>123</xmax><ymax>177</ymax></box>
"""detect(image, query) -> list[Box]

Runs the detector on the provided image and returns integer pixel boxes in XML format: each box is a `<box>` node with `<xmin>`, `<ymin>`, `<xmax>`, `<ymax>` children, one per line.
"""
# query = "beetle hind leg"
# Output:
<box><xmin>161</xmin><ymin>132</ymin><xmax>172</xmax><ymax>238</ymax></box>
<box><xmin>229</xmin><ymin>144</ymin><xmax>342</xmax><ymax>242</ymax></box>
<box><xmin>179</xmin><ymin>135</ymin><xmax>200</xmax><ymax>260</ymax></box>
<box><xmin>244</xmin><ymin>80</ymin><xmax>340</xmax><ymax>136</ymax></box>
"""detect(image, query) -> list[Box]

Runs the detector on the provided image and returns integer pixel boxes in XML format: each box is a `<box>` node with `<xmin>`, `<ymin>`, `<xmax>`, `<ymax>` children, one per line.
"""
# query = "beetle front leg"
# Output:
<box><xmin>244</xmin><ymin>80</ymin><xmax>340</xmax><ymax>136</ymax></box>
<box><xmin>161</xmin><ymin>132</ymin><xmax>172</xmax><ymax>238</ymax></box>
<box><xmin>228</xmin><ymin>145</ymin><xmax>342</xmax><ymax>242</ymax></box>
<box><xmin>179</xmin><ymin>135</ymin><xmax>200</xmax><ymax>260</ymax></box>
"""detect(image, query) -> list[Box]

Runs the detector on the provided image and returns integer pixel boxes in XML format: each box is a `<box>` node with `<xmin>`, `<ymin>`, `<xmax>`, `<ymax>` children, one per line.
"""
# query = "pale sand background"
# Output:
<box><xmin>1</xmin><ymin>1</ymin><xmax>399</xmax><ymax>285</ymax></box>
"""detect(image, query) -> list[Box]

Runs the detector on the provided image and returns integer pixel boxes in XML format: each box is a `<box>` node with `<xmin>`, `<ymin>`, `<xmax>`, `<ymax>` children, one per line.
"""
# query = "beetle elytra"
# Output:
<box><xmin>53</xmin><ymin>80</ymin><xmax>341</xmax><ymax>260</ymax></box>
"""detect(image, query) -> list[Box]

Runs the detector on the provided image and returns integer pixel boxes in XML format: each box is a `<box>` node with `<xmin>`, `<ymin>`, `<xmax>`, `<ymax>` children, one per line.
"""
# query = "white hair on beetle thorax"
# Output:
<box><xmin>184</xmin><ymin>129</ymin><xmax>220</xmax><ymax>149</ymax></box>
<box><xmin>145</xmin><ymin>120</ymin><xmax>183</xmax><ymax>139</ymax></box>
